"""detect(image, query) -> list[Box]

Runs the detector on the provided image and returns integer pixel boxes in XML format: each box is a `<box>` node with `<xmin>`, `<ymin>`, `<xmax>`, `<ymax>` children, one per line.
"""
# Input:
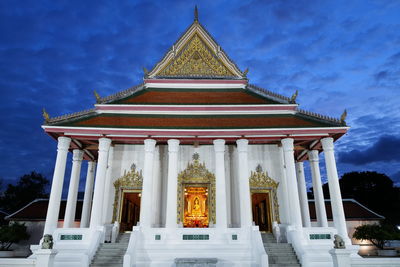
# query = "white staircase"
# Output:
<box><xmin>90</xmin><ymin>233</ymin><xmax>130</xmax><ymax>267</ymax></box>
<box><xmin>262</xmin><ymin>233</ymin><xmax>301</xmax><ymax>267</ymax></box>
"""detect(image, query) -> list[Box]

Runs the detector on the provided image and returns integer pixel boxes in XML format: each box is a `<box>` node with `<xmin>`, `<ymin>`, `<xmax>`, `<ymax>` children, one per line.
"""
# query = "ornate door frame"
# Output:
<box><xmin>112</xmin><ymin>164</ymin><xmax>143</xmax><ymax>223</ymax></box>
<box><xmin>249</xmin><ymin>165</ymin><xmax>280</xmax><ymax>225</ymax></box>
<box><xmin>177</xmin><ymin>153</ymin><xmax>216</xmax><ymax>225</ymax></box>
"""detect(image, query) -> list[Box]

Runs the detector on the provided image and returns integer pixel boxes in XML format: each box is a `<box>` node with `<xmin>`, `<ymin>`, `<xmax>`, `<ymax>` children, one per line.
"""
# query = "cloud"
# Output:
<box><xmin>338</xmin><ymin>135</ymin><xmax>400</xmax><ymax>165</ymax></box>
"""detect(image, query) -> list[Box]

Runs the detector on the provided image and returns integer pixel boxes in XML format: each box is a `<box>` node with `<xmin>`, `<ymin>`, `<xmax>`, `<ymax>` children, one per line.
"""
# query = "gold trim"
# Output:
<box><xmin>249</xmin><ymin>165</ymin><xmax>280</xmax><ymax>223</ymax></box>
<box><xmin>177</xmin><ymin>153</ymin><xmax>216</xmax><ymax>224</ymax></box>
<box><xmin>158</xmin><ymin>33</ymin><xmax>235</xmax><ymax>77</ymax></box>
<box><xmin>112</xmin><ymin>164</ymin><xmax>143</xmax><ymax>222</ymax></box>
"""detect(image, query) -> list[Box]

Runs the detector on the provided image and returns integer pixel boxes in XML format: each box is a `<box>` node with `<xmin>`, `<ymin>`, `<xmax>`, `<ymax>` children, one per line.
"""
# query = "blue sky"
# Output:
<box><xmin>0</xmin><ymin>0</ymin><xmax>399</xmax><ymax>193</ymax></box>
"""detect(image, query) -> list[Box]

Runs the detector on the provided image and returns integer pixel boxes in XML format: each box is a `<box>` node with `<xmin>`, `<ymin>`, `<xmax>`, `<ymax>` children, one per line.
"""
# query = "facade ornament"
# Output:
<box><xmin>340</xmin><ymin>109</ymin><xmax>347</xmax><ymax>125</ymax></box>
<box><xmin>249</xmin><ymin>165</ymin><xmax>279</xmax><ymax>188</ymax></box>
<box><xmin>177</xmin><ymin>154</ymin><xmax>216</xmax><ymax>224</ymax></box>
<box><xmin>333</xmin><ymin>234</ymin><xmax>346</xmax><ymax>249</ymax></box>
<box><xmin>112</xmin><ymin>164</ymin><xmax>143</xmax><ymax>222</ymax></box>
<box><xmin>93</xmin><ymin>90</ymin><xmax>101</xmax><ymax>104</ymax></box>
<box><xmin>158</xmin><ymin>34</ymin><xmax>235</xmax><ymax>77</ymax></box>
<box><xmin>290</xmin><ymin>90</ymin><xmax>298</xmax><ymax>104</ymax></box>
<box><xmin>42</xmin><ymin>108</ymin><xmax>50</xmax><ymax>123</ymax></box>
<box><xmin>41</xmin><ymin>234</ymin><xmax>53</xmax><ymax>249</ymax></box>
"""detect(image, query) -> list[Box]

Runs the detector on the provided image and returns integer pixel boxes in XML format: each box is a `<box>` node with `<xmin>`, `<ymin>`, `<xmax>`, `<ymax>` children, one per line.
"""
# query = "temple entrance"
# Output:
<box><xmin>249</xmin><ymin>164</ymin><xmax>280</xmax><ymax>232</ymax></box>
<box><xmin>252</xmin><ymin>193</ymin><xmax>272</xmax><ymax>232</ymax></box>
<box><xmin>183</xmin><ymin>186</ymin><xmax>209</xmax><ymax>227</ymax></box>
<box><xmin>112</xmin><ymin>164</ymin><xmax>143</xmax><ymax>232</ymax></box>
<box><xmin>119</xmin><ymin>191</ymin><xmax>141</xmax><ymax>232</ymax></box>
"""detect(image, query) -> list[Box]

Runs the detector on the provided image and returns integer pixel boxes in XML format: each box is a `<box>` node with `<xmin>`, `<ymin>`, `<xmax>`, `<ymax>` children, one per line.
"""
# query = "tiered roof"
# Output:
<box><xmin>42</xmin><ymin>9</ymin><xmax>348</xmax><ymax>161</ymax></box>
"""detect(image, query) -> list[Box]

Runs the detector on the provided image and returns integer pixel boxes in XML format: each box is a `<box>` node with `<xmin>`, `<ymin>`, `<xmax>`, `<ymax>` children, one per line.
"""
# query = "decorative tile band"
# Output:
<box><xmin>182</xmin><ymin>234</ymin><xmax>209</xmax><ymax>240</ymax></box>
<box><xmin>309</xmin><ymin>234</ymin><xmax>331</xmax><ymax>240</ymax></box>
<box><xmin>60</xmin><ymin>234</ymin><xmax>83</xmax><ymax>241</ymax></box>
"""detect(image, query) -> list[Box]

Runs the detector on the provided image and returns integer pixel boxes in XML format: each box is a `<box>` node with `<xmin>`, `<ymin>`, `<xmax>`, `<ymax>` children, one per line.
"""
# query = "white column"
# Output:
<box><xmin>308</xmin><ymin>150</ymin><xmax>328</xmax><ymax>227</ymax></box>
<box><xmin>43</xmin><ymin>136</ymin><xmax>71</xmax><ymax>235</ymax></box>
<box><xmin>295</xmin><ymin>161</ymin><xmax>311</xmax><ymax>227</ymax></box>
<box><xmin>236</xmin><ymin>139</ymin><xmax>252</xmax><ymax>228</ymax></box>
<box><xmin>321</xmin><ymin>137</ymin><xmax>350</xmax><ymax>243</ymax></box>
<box><xmin>102</xmin><ymin>146</ymin><xmax>114</xmax><ymax>224</ymax></box>
<box><xmin>214</xmin><ymin>139</ymin><xmax>228</xmax><ymax>228</ymax></box>
<box><xmin>90</xmin><ymin>138</ymin><xmax>111</xmax><ymax>229</ymax></box>
<box><xmin>281</xmin><ymin>138</ymin><xmax>303</xmax><ymax>230</ymax></box>
<box><xmin>165</xmin><ymin>139</ymin><xmax>180</xmax><ymax>228</ymax></box>
<box><xmin>80</xmin><ymin>161</ymin><xmax>96</xmax><ymax>228</ymax></box>
<box><xmin>63</xmin><ymin>149</ymin><xmax>84</xmax><ymax>228</ymax></box>
<box><xmin>278</xmin><ymin>146</ymin><xmax>291</xmax><ymax>224</ymax></box>
<box><xmin>139</xmin><ymin>139</ymin><xmax>156</xmax><ymax>228</ymax></box>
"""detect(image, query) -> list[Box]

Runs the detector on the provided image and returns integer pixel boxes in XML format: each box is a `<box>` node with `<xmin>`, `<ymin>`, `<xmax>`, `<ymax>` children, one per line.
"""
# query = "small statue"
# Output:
<box><xmin>41</xmin><ymin>234</ymin><xmax>54</xmax><ymax>249</ymax></box>
<box><xmin>333</xmin><ymin>234</ymin><xmax>345</xmax><ymax>249</ymax></box>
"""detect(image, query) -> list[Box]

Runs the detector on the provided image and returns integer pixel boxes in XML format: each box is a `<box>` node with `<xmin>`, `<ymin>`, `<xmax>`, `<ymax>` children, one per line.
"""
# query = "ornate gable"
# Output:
<box><xmin>148</xmin><ymin>11</ymin><xmax>244</xmax><ymax>79</ymax></box>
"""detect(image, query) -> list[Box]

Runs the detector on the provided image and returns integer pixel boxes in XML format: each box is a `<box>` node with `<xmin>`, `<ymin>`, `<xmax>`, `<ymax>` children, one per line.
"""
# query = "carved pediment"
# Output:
<box><xmin>148</xmin><ymin>21</ymin><xmax>244</xmax><ymax>79</ymax></box>
<box><xmin>158</xmin><ymin>34</ymin><xmax>234</xmax><ymax>77</ymax></box>
<box><xmin>114</xmin><ymin>164</ymin><xmax>143</xmax><ymax>189</ymax></box>
<box><xmin>249</xmin><ymin>164</ymin><xmax>279</xmax><ymax>188</ymax></box>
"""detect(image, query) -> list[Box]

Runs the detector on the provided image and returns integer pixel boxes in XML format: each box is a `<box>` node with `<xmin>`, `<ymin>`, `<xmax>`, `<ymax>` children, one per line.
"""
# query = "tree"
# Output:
<box><xmin>353</xmin><ymin>224</ymin><xmax>400</xmax><ymax>250</ymax></box>
<box><xmin>0</xmin><ymin>222</ymin><xmax>30</xmax><ymax>251</ymax></box>
<box><xmin>0</xmin><ymin>172</ymin><xmax>49</xmax><ymax>213</ymax></box>
<box><xmin>310</xmin><ymin>171</ymin><xmax>400</xmax><ymax>226</ymax></box>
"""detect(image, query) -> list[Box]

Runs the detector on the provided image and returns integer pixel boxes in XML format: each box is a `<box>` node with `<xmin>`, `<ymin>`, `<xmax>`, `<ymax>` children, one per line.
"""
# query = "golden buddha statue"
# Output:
<box><xmin>192</xmin><ymin>197</ymin><xmax>202</xmax><ymax>216</ymax></box>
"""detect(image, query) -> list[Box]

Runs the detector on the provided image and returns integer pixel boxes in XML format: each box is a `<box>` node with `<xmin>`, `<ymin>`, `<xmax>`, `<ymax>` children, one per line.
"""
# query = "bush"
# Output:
<box><xmin>353</xmin><ymin>224</ymin><xmax>400</xmax><ymax>250</ymax></box>
<box><xmin>0</xmin><ymin>222</ymin><xmax>30</xmax><ymax>251</ymax></box>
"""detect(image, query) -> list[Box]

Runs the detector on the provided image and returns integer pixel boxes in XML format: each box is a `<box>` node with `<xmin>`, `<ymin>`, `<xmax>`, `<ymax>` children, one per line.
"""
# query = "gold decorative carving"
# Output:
<box><xmin>112</xmin><ymin>164</ymin><xmax>143</xmax><ymax>222</ymax></box>
<box><xmin>250</xmin><ymin>164</ymin><xmax>280</xmax><ymax>223</ymax></box>
<box><xmin>177</xmin><ymin>153</ymin><xmax>216</xmax><ymax>224</ymax></box>
<box><xmin>159</xmin><ymin>34</ymin><xmax>234</xmax><ymax>77</ymax></box>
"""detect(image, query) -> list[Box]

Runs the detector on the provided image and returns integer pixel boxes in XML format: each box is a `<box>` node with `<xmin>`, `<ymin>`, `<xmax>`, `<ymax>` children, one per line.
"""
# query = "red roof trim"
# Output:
<box><xmin>144</xmin><ymin>79</ymin><xmax>247</xmax><ymax>84</ymax></box>
<box><xmin>96</xmin><ymin>104</ymin><xmax>297</xmax><ymax>112</ymax></box>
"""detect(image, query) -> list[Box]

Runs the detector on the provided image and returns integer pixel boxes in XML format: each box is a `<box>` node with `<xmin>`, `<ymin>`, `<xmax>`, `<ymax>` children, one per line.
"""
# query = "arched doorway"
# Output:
<box><xmin>112</xmin><ymin>164</ymin><xmax>142</xmax><ymax>232</ymax></box>
<box><xmin>177</xmin><ymin>153</ymin><xmax>216</xmax><ymax>228</ymax></box>
<box><xmin>249</xmin><ymin>165</ymin><xmax>280</xmax><ymax>232</ymax></box>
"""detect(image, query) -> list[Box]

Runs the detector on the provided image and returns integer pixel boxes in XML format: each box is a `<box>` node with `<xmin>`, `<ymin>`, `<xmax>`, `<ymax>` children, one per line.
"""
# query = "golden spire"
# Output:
<box><xmin>194</xmin><ymin>5</ymin><xmax>198</xmax><ymax>22</ymax></box>
<box><xmin>42</xmin><ymin>108</ymin><xmax>50</xmax><ymax>123</ymax></box>
<box><xmin>93</xmin><ymin>90</ymin><xmax>101</xmax><ymax>104</ymax></box>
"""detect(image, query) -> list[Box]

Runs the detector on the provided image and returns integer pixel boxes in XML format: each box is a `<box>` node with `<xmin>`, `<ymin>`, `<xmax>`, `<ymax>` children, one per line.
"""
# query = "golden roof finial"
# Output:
<box><xmin>194</xmin><ymin>5</ymin><xmax>199</xmax><ymax>22</ymax></box>
<box><xmin>42</xmin><ymin>108</ymin><xmax>50</xmax><ymax>123</ymax></box>
<box><xmin>93</xmin><ymin>90</ymin><xmax>101</xmax><ymax>104</ymax></box>
<box><xmin>340</xmin><ymin>109</ymin><xmax>347</xmax><ymax>124</ymax></box>
<box><xmin>243</xmin><ymin>68</ymin><xmax>249</xmax><ymax>77</ymax></box>
<box><xmin>290</xmin><ymin>90</ymin><xmax>298</xmax><ymax>104</ymax></box>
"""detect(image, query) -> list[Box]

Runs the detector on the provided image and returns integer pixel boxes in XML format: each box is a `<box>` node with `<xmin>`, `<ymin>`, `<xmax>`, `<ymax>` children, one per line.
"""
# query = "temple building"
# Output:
<box><xmin>27</xmin><ymin>8</ymin><xmax>400</xmax><ymax>267</ymax></box>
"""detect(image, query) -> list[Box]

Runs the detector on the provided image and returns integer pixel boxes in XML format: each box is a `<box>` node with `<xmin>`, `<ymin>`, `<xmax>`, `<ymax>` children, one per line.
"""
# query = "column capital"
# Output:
<box><xmin>281</xmin><ymin>138</ymin><xmax>294</xmax><ymax>152</ymax></box>
<box><xmin>144</xmin><ymin>139</ymin><xmax>156</xmax><ymax>152</ymax></box>
<box><xmin>57</xmin><ymin>136</ymin><xmax>71</xmax><ymax>151</ymax></box>
<box><xmin>321</xmin><ymin>137</ymin><xmax>334</xmax><ymax>151</ymax></box>
<box><xmin>213</xmin><ymin>139</ymin><xmax>225</xmax><ymax>152</ymax></box>
<box><xmin>236</xmin><ymin>139</ymin><xmax>248</xmax><ymax>152</ymax></box>
<box><xmin>167</xmin><ymin>139</ymin><xmax>180</xmax><ymax>152</ymax></box>
<box><xmin>307</xmin><ymin>150</ymin><xmax>320</xmax><ymax>162</ymax></box>
<box><xmin>98</xmin><ymin>138</ymin><xmax>112</xmax><ymax>152</ymax></box>
<box><xmin>72</xmin><ymin>149</ymin><xmax>84</xmax><ymax>161</ymax></box>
